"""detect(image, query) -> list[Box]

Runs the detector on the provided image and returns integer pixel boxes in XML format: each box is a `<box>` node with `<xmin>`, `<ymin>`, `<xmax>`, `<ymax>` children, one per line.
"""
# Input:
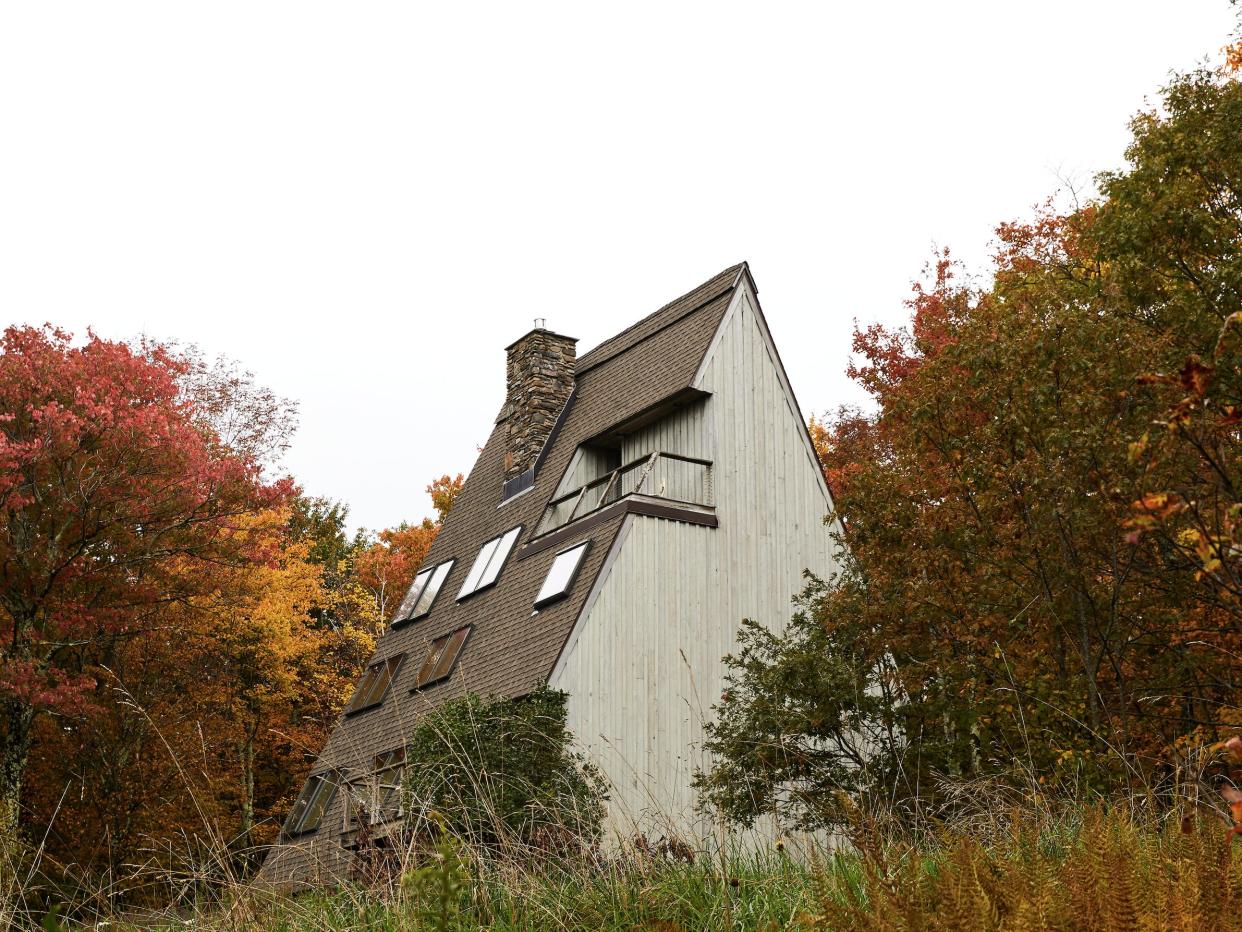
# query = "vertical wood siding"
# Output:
<box><xmin>620</xmin><ymin>397</ymin><xmax>709</xmax><ymax>463</ymax></box>
<box><xmin>554</xmin><ymin>445</ymin><xmax>617</xmax><ymax>497</ymax></box>
<box><xmin>550</xmin><ymin>288</ymin><xmax>841</xmax><ymax>840</ymax></box>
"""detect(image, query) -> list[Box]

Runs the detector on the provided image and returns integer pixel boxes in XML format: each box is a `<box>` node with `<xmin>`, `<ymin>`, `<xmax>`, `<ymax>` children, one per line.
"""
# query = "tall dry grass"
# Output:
<box><xmin>5</xmin><ymin>680</ymin><xmax>1239</xmax><ymax>929</ymax></box>
<box><xmin>5</xmin><ymin>790</ymin><xmax>1242</xmax><ymax>929</ymax></box>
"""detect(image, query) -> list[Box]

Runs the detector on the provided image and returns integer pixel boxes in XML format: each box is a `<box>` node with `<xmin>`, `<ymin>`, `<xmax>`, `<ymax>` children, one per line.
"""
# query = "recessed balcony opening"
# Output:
<box><xmin>535</xmin><ymin>451</ymin><xmax>713</xmax><ymax>536</ymax></box>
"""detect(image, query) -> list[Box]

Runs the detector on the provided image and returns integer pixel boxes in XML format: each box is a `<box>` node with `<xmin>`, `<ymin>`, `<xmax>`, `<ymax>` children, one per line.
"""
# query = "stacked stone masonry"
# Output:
<box><xmin>503</xmin><ymin>329</ymin><xmax>576</xmax><ymax>481</ymax></box>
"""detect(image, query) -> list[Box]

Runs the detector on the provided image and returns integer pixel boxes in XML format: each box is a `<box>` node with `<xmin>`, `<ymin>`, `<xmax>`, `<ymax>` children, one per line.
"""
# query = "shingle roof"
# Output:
<box><xmin>308</xmin><ymin>263</ymin><xmax>744</xmax><ymax>775</ymax></box>
<box><xmin>577</xmin><ymin>263</ymin><xmax>744</xmax><ymax>373</ymax></box>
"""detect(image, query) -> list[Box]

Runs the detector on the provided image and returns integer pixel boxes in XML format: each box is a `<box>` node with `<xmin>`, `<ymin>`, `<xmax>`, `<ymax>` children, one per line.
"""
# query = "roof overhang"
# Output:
<box><xmin>581</xmin><ymin>385</ymin><xmax>710</xmax><ymax>448</ymax></box>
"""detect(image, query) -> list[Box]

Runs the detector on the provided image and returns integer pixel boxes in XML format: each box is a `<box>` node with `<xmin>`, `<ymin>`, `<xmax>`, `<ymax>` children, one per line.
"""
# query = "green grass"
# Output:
<box><xmin>241</xmin><ymin>850</ymin><xmax>842</xmax><ymax>932</ymax></box>
<box><xmin>20</xmin><ymin>805</ymin><xmax>1242</xmax><ymax>930</ymax></box>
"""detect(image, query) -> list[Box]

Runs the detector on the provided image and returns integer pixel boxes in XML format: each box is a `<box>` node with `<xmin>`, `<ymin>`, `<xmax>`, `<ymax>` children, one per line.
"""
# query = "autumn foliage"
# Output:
<box><xmin>0</xmin><ymin>326</ymin><xmax>458</xmax><ymax>898</ymax></box>
<box><xmin>700</xmin><ymin>60</ymin><xmax>1242</xmax><ymax>829</ymax></box>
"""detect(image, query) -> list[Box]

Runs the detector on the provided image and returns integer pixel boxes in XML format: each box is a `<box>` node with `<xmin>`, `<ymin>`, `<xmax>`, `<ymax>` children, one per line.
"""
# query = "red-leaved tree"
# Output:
<box><xmin>0</xmin><ymin>325</ymin><xmax>292</xmax><ymax>834</ymax></box>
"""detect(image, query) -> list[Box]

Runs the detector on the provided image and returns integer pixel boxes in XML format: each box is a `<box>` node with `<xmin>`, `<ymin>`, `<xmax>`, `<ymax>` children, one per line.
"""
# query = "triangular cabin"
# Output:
<box><xmin>262</xmin><ymin>264</ymin><xmax>841</xmax><ymax>886</ymax></box>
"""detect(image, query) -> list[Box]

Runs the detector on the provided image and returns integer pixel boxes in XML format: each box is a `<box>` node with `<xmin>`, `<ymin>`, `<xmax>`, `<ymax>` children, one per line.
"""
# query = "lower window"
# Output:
<box><xmin>344</xmin><ymin>748</ymin><xmax>407</xmax><ymax>830</ymax></box>
<box><xmin>285</xmin><ymin>771</ymin><xmax>340</xmax><ymax>836</ymax></box>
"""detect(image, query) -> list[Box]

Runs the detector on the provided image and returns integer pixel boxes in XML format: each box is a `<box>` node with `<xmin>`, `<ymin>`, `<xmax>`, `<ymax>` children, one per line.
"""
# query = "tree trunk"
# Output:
<box><xmin>0</xmin><ymin>696</ymin><xmax>34</xmax><ymax>840</ymax></box>
<box><xmin>237</xmin><ymin>712</ymin><xmax>259</xmax><ymax>870</ymax></box>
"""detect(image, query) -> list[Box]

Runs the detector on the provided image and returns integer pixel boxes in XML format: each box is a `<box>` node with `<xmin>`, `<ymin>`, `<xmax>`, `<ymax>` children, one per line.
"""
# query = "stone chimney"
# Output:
<box><xmin>502</xmin><ymin>324</ymin><xmax>577</xmax><ymax>482</ymax></box>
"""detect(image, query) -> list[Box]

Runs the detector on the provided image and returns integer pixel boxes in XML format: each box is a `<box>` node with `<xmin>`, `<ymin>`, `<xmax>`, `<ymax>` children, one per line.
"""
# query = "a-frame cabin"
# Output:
<box><xmin>262</xmin><ymin>264</ymin><xmax>841</xmax><ymax>886</ymax></box>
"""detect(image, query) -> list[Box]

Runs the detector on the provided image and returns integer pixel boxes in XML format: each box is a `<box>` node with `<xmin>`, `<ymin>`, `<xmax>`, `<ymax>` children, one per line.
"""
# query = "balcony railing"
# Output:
<box><xmin>535</xmin><ymin>452</ymin><xmax>713</xmax><ymax>536</ymax></box>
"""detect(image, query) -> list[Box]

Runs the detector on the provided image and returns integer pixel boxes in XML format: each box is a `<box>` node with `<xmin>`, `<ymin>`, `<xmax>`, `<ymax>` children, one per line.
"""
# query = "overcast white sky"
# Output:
<box><xmin>2</xmin><ymin>3</ymin><xmax>1237</xmax><ymax>532</ymax></box>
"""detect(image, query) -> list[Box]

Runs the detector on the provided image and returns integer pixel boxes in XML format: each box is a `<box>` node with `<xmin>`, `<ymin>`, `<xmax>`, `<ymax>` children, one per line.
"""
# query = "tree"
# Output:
<box><xmin>427</xmin><ymin>473</ymin><xmax>464</xmax><ymax>524</ymax></box>
<box><xmin>699</xmin><ymin>59</ymin><xmax>1242</xmax><ymax>830</ymax></box>
<box><xmin>0</xmin><ymin>326</ymin><xmax>290</xmax><ymax>834</ymax></box>
<box><xmin>193</xmin><ymin>510</ymin><xmax>375</xmax><ymax>855</ymax></box>
<box><xmin>23</xmin><ymin>508</ymin><xmax>375</xmax><ymax>883</ymax></box>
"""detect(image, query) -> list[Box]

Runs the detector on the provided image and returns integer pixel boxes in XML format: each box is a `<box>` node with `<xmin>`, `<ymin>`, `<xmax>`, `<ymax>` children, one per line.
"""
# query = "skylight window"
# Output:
<box><xmin>412</xmin><ymin>626</ymin><xmax>472</xmax><ymax>689</ymax></box>
<box><xmin>344</xmin><ymin>655</ymin><xmax>404</xmax><ymax>715</ymax></box>
<box><xmin>285</xmin><ymin>771</ymin><xmax>340</xmax><ymax>836</ymax></box>
<box><xmin>393</xmin><ymin>559</ymin><xmax>455</xmax><ymax>625</ymax></box>
<box><xmin>534</xmin><ymin>541</ymin><xmax>591</xmax><ymax>609</ymax></box>
<box><xmin>456</xmin><ymin>526</ymin><xmax>522</xmax><ymax>600</ymax></box>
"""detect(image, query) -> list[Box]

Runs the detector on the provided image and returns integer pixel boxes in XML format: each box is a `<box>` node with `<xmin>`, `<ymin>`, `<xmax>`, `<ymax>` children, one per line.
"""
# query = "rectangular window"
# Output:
<box><xmin>534</xmin><ymin>541</ymin><xmax>591</xmax><ymax>609</ymax></box>
<box><xmin>344</xmin><ymin>654</ymin><xmax>404</xmax><ymax>715</ymax></box>
<box><xmin>456</xmin><ymin>526</ymin><xmax>521</xmax><ymax>600</ymax></box>
<box><xmin>343</xmin><ymin>777</ymin><xmax>368</xmax><ymax>831</ymax></box>
<box><xmin>392</xmin><ymin>559</ymin><xmax>455</xmax><ymax>625</ymax></box>
<box><xmin>413</xmin><ymin>626</ymin><xmax>472</xmax><ymax>689</ymax></box>
<box><xmin>373</xmin><ymin>748</ymin><xmax>406</xmax><ymax>821</ymax></box>
<box><xmin>286</xmin><ymin>771</ymin><xmax>340</xmax><ymax>836</ymax></box>
<box><xmin>343</xmin><ymin>748</ymin><xmax>406</xmax><ymax>830</ymax></box>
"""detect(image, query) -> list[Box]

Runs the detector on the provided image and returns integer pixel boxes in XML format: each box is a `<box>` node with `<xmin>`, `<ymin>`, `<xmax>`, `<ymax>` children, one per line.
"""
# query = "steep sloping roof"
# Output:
<box><xmin>307</xmin><ymin>263</ymin><xmax>745</xmax><ymax>778</ymax></box>
<box><xmin>577</xmin><ymin>263</ymin><xmax>744</xmax><ymax>373</ymax></box>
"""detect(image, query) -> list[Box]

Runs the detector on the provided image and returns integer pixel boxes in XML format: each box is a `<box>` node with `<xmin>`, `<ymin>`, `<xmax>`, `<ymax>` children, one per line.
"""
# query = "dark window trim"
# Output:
<box><xmin>533</xmin><ymin>540</ymin><xmax>592</xmax><ymax>610</ymax></box>
<box><xmin>456</xmin><ymin>526</ymin><xmax>523</xmax><ymax>603</ymax></box>
<box><xmin>344</xmin><ymin>654</ymin><xmax>405</xmax><ymax>717</ymax></box>
<box><xmin>391</xmin><ymin>558</ymin><xmax>456</xmax><ymax>629</ymax></box>
<box><xmin>283</xmin><ymin>770</ymin><xmax>342</xmax><ymax>838</ymax></box>
<box><xmin>410</xmin><ymin>625</ymin><xmax>474</xmax><ymax>692</ymax></box>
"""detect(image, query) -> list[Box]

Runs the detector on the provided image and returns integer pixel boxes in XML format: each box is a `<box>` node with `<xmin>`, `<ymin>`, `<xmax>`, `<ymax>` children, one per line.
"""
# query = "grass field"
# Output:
<box><xmin>12</xmin><ymin>802</ymin><xmax>1240</xmax><ymax>930</ymax></box>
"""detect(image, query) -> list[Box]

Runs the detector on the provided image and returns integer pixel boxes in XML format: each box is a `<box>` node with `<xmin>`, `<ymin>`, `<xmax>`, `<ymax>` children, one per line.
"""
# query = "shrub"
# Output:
<box><xmin>402</xmin><ymin>686</ymin><xmax>607</xmax><ymax>854</ymax></box>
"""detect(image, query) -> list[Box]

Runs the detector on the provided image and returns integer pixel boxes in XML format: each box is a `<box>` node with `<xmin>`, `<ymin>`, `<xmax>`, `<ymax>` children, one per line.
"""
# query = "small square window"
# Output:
<box><xmin>412</xmin><ymin>626</ymin><xmax>472</xmax><ymax>690</ymax></box>
<box><xmin>285</xmin><ymin>771</ymin><xmax>340</xmax><ymax>836</ymax></box>
<box><xmin>344</xmin><ymin>655</ymin><xmax>404</xmax><ymax>715</ymax></box>
<box><xmin>392</xmin><ymin>559</ymin><xmax>455</xmax><ymax>626</ymax></box>
<box><xmin>534</xmin><ymin>541</ymin><xmax>591</xmax><ymax>609</ymax></box>
<box><xmin>457</xmin><ymin>527</ymin><xmax>522</xmax><ymax>600</ymax></box>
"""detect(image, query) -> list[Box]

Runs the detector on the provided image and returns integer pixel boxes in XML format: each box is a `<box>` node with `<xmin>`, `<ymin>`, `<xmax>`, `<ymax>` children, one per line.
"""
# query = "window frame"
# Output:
<box><xmin>343</xmin><ymin>654</ymin><xmax>405</xmax><ymax>716</ymax></box>
<box><xmin>372</xmin><ymin>748</ymin><xmax>406</xmax><ymax>823</ymax></box>
<box><xmin>391</xmin><ymin>558</ymin><xmax>456</xmax><ymax>628</ymax></box>
<box><xmin>456</xmin><ymin>526</ymin><xmax>522</xmax><ymax>602</ymax></box>
<box><xmin>411</xmin><ymin>625</ymin><xmax>473</xmax><ymax>691</ymax></box>
<box><xmin>533</xmin><ymin>540</ymin><xmax>592</xmax><ymax>609</ymax></box>
<box><xmin>285</xmin><ymin>770</ymin><xmax>341</xmax><ymax>837</ymax></box>
<box><xmin>343</xmin><ymin>747</ymin><xmax>407</xmax><ymax>831</ymax></box>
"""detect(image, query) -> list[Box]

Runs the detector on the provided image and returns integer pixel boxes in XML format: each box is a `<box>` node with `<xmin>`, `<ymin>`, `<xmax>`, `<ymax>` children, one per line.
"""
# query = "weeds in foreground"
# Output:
<box><xmin>806</xmin><ymin>807</ymin><xmax>1242</xmax><ymax>931</ymax></box>
<box><xmin>6</xmin><ymin>803</ymin><xmax>1242</xmax><ymax>929</ymax></box>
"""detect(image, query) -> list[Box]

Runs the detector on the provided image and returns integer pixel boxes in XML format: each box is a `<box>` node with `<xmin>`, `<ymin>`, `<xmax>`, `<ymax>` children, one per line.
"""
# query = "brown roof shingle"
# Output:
<box><xmin>576</xmin><ymin>263</ymin><xmax>744</xmax><ymax>373</ymax></box>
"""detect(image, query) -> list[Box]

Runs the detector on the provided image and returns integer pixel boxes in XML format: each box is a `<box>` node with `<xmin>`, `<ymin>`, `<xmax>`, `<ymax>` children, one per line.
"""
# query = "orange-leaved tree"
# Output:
<box><xmin>23</xmin><ymin>506</ymin><xmax>376</xmax><ymax>884</ymax></box>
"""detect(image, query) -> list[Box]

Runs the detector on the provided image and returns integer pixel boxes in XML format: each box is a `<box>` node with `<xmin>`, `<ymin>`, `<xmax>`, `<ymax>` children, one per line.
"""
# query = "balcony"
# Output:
<box><xmin>535</xmin><ymin>452</ymin><xmax>714</xmax><ymax>536</ymax></box>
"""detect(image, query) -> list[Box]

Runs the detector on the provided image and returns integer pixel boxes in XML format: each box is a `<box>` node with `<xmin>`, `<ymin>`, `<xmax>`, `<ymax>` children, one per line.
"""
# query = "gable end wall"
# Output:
<box><xmin>548</xmin><ymin>284</ymin><xmax>841</xmax><ymax>839</ymax></box>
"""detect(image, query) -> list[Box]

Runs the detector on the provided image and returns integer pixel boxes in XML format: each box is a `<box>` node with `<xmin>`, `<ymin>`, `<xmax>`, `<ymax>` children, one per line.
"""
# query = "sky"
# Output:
<box><xmin>2</xmin><ymin>2</ymin><xmax>1237</xmax><ymax>533</ymax></box>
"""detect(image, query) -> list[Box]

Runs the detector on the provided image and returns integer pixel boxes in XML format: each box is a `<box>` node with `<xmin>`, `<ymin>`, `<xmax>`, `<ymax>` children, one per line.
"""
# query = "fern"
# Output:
<box><xmin>802</xmin><ymin>807</ymin><xmax>1242</xmax><ymax>931</ymax></box>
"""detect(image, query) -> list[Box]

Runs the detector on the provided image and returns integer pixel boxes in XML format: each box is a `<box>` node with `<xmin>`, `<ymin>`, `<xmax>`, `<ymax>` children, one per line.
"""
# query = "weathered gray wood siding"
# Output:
<box><xmin>620</xmin><ymin>397</ymin><xmax>709</xmax><ymax>463</ymax></box>
<box><xmin>549</xmin><ymin>283</ymin><xmax>841</xmax><ymax>840</ymax></box>
<box><xmin>554</xmin><ymin>444</ymin><xmax>617</xmax><ymax>496</ymax></box>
